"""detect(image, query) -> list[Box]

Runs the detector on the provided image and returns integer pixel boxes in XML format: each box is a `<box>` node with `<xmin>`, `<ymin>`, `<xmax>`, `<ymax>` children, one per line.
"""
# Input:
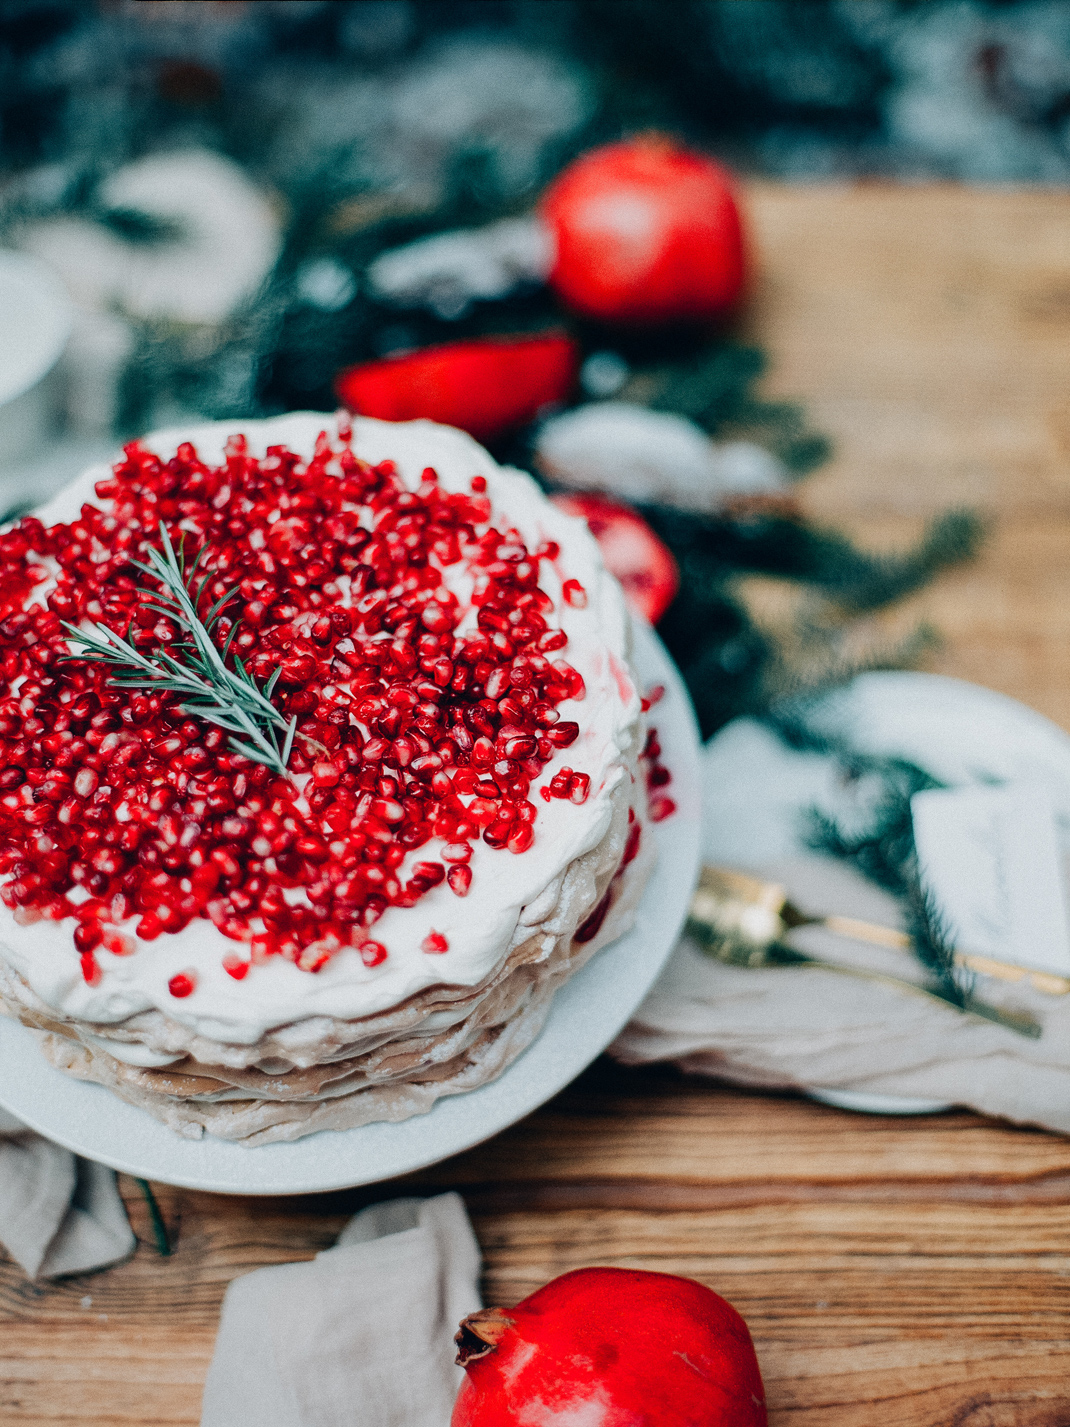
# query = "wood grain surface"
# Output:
<box><xmin>5</xmin><ymin>183</ymin><xmax>1070</xmax><ymax>1426</ymax></box>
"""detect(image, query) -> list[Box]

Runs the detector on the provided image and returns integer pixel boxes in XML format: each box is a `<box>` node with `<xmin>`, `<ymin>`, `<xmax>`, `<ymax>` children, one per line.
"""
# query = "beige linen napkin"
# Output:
<box><xmin>612</xmin><ymin>855</ymin><xmax>1070</xmax><ymax>1132</ymax></box>
<box><xmin>201</xmin><ymin>1191</ymin><xmax>480</xmax><ymax>1427</ymax></box>
<box><xmin>0</xmin><ymin>1108</ymin><xmax>135</xmax><ymax>1278</ymax></box>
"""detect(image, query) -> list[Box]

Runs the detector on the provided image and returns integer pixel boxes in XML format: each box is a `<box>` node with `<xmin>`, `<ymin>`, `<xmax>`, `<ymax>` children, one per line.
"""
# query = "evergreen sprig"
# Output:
<box><xmin>767</xmin><ymin>709</ymin><xmax>970</xmax><ymax>1006</ymax></box>
<box><xmin>62</xmin><ymin>525</ymin><xmax>297</xmax><ymax>776</ymax></box>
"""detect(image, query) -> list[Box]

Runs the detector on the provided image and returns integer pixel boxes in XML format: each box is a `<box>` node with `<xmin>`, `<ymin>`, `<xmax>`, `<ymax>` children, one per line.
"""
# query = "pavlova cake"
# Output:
<box><xmin>0</xmin><ymin>413</ymin><xmax>653</xmax><ymax>1143</ymax></box>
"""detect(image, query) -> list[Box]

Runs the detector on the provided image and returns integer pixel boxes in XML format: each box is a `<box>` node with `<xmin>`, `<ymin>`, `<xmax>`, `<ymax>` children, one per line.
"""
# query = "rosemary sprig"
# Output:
<box><xmin>63</xmin><ymin>524</ymin><xmax>297</xmax><ymax>776</ymax></box>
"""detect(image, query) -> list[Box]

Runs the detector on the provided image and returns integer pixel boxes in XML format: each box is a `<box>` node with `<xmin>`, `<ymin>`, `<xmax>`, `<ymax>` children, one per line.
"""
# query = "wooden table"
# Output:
<box><xmin>5</xmin><ymin>184</ymin><xmax>1070</xmax><ymax>1425</ymax></box>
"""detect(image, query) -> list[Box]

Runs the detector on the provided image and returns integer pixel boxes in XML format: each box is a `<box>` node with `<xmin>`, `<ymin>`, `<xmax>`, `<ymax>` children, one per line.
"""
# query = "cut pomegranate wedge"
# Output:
<box><xmin>336</xmin><ymin>333</ymin><xmax>579</xmax><ymax>443</ymax></box>
<box><xmin>550</xmin><ymin>492</ymin><xmax>678</xmax><ymax>624</ymax></box>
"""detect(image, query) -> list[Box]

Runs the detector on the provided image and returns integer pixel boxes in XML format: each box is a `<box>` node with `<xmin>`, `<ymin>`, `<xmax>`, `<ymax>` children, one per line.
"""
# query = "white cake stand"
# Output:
<box><xmin>0</xmin><ymin>620</ymin><xmax>701</xmax><ymax>1194</ymax></box>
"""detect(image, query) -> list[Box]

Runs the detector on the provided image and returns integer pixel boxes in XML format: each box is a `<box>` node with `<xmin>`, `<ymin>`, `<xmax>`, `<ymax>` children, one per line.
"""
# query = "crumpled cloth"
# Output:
<box><xmin>0</xmin><ymin>1108</ymin><xmax>135</xmax><ymax>1278</ymax></box>
<box><xmin>611</xmin><ymin>855</ymin><xmax>1070</xmax><ymax>1133</ymax></box>
<box><xmin>200</xmin><ymin>1191</ymin><xmax>481</xmax><ymax>1427</ymax></box>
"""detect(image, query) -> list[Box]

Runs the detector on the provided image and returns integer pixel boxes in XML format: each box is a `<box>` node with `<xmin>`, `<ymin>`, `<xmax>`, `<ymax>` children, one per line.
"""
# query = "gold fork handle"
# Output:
<box><xmin>818</xmin><ymin>917</ymin><xmax>1070</xmax><ymax>996</ymax></box>
<box><xmin>822</xmin><ymin>915</ymin><xmax>913</xmax><ymax>950</ymax></box>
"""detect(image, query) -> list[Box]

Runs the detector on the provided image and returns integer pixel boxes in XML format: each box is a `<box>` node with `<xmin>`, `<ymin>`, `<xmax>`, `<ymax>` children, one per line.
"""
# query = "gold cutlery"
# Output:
<box><xmin>687</xmin><ymin>866</ymin><xmax>1051</xmax><ymax>1039</ymax></box>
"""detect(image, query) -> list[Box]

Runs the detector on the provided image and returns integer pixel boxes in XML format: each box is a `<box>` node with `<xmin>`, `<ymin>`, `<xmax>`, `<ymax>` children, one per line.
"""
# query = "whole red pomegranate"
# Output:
<box><xmin>452</xmin><ymin>1266</ymin><xmax>767</xmax><ymax>1426</ymax></box>
<box><xmin>541</xmin><ymin>136</ymin><xmax>746</xmax><ymax>326</ymax></box>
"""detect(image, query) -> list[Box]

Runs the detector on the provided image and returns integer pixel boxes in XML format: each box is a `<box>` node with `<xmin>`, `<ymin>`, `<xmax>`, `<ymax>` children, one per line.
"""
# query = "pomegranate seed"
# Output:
<box><xmin>466</xmin><ymin>797</ymin><xmax>498</xmax><ymax>827</ymax></box>
<box><xmin>483</xmin><ymin>818</ymin><xmax>514</xmax><ymax>850</ymax></box>
<box><xmin>421</xmin><ymin>931</ymin><xmax>449</xmax><ymax>954</ymax></box>
<box><xmin>441</xmin><ymin>842</ymin><xmax>472</xmax><ymax>863</ymax></box>
<box><xmin>222</xmin><ymin>953</ymin><xmax>250</xmax><ymax>980</ymax></box>
<box><xmin>568</xmin><ymin>773</ymin><xmax>591</xmax><ymax>804</ymax></box>
<box><xmin>447</xmin><ymin>864</ymin><xmax>472</xmax><ymax>897</ymax></box>
<box><xmin>359</xmin><ymin>940</ymin><xmax>387</xmax><ymax>967</ymax></box>
<box><xmin>80</xmin><ymin>951</ymin><xmax>101</xmax><ymax>986</ymax></box>
<box><xmin>73</xmin><ymin>921</ymin><xmax>103</xmax><ymax>953</ymax></box>
<box><xmin>546</xmin><ymin>721</ymin><xmax>579</xmax><ymax>747</ymax></box>
<box><xmin>650</xmin><ymin>795</ymin><xmax>676</xmax><ymax>822</ymax></box>
<box><xmin>312</xmin><ymin>759</ymin><xmax>342</xmax><ymax>787</ymax></box>
<box><xmin>168</xmin><ymin>971</ymin><xmax>196</xmax><ymax>998</ymax></box>
<box><xmin>500</xmin><ymin>733</ymin><xmax>536</xmax><ymax>760</ymax></box>
<box><xmin>562</xmin><ymin>579</ymin><xmax>587</xmax><ymax>608</ymax></box>
<box><xmin>73</xmin><ymin>768</ymin><xmax>98</xmax><ymax>798</ymax></box>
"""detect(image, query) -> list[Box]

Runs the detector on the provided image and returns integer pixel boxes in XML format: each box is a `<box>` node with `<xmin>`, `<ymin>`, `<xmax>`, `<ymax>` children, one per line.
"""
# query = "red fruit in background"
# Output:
<box><xmin>452</xmin><ymin>1266</ymin><xmax>766</xmax><ymax>1426</ymax></box>
<box><xmin>551</xmin><ymin>492</ymin><xmax>679</xmax><ymax>623</ymax></box>
<box><xmin>336</xmin><ymin>333</ymin><xmax>578</xmax><ymax>443</ymax></box>
<box><xmin>542</xmin><ymin>136</ymin><xmax>745</xmax><ymax>325</ymax></box>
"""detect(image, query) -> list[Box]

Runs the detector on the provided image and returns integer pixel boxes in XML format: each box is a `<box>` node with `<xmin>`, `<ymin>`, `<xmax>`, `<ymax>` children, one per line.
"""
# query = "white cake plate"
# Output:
<box><xmin>0</xmin><ymin>620</ymin><xmax>701</xmax><ymax>1194</ymax></box>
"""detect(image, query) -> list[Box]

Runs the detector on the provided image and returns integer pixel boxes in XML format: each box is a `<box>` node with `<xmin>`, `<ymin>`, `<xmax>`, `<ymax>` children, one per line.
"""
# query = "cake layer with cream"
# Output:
<box><xmin>0</xmin><ymin>415</ymin><xmax>650</xmax><ymax>1136</ymax></box>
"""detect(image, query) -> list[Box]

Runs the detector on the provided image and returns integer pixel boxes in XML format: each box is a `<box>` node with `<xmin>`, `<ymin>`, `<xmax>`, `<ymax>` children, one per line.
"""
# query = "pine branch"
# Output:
<box><xmin>766</xmin><ymin>710</ymin><xmax>971</xmax><ymax>1005</ymax></box>
<box><xmin>63</xmin><ymin>525</ymin><xmax>297</xmax><ymax>777</ymax></box>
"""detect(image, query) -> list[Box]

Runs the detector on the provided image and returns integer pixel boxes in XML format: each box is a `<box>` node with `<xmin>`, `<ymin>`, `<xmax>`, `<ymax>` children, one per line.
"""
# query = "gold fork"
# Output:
<box><xmin>687</xmin><ymin>866</ymin><xmax>1054</xmax><ymax>1039</ymax></box>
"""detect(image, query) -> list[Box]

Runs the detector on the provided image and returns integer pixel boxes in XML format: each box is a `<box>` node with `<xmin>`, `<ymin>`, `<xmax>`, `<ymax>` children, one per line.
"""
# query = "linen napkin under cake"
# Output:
<box><xmin>200</xmin><ymin>1192</ymin><xmax>480</xmax><ymax>1427</ymax></box>
<box><xmin>0</xmin><ymin>1108</ymin><xmax>134</xmax><ymax>1278</ymax></box>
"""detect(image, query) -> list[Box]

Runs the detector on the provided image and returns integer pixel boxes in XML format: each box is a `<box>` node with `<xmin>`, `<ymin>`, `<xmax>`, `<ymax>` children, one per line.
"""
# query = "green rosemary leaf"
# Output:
<box><xmin>62</xmin><ymin>524</ymin><xmax>295</xmax><ymax>776</ymax></box>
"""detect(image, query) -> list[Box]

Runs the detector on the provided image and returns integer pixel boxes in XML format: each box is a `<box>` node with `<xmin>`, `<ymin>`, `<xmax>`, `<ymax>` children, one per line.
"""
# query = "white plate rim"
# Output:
<box><xmin>0</xmin><ymin>620</ymin><xmax>701</xmax><ymax>1194</ymax></box>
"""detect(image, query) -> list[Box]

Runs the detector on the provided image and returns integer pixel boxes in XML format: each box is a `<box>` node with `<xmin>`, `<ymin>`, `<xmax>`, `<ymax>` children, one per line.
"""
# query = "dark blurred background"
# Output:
<box><xmin>0</xmin><ymin>0</ymin><xmax>1058</xmax><ymax>733</ymax></box>
<box><xmin>3</xmin><ymin>0</ymin><xmax>1069</xmax><ymax>436</ymax></box>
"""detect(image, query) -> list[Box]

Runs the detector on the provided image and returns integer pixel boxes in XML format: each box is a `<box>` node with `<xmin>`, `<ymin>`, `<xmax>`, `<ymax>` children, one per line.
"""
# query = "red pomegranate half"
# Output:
<box><xmin>452</xmin><ymin>1266</ymin><xmax>767</xmax><ymax>1426</ymax></box>
<box><xmin>336</xmin><ymin>332</ymin><xmax>578</xmax><ymax>443</ymax></box>
<box><xmin>550</xmin><ymin>493</ymin><xmax>678</xmax><ymax>624</ymax></box>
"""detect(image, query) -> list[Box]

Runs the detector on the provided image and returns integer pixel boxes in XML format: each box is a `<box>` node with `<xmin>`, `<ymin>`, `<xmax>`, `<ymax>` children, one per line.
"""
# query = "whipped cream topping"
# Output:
<box><xmin>0</xmin><ymin>414</ymin><xmax>641</xmax><ymax>1046</ymax></box>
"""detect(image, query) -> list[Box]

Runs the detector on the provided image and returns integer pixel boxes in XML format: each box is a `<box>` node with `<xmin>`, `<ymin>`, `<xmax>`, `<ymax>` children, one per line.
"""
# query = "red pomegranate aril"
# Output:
<box><xmin>359</xmin><ymin>940</ymin><xmax>387</xmax><ymax>968</ymax></box>
<box><xmin>312</xmin><ymin>759</ymin><xmax>342</xmax><ymax>787</ymax></box>
<box><xmin>422</xmin><ymin>930</ymin><xmax>449</xmax><ymax>954</ymax></box>
<box><xmin>73</xmin><ymin>920</ymin><xmax>103</xmax><ymax>953</ymax></box>
<box><xmin>483</xmin><ymin>818</ymin><xmax>515</xmax><ymax>850</ymax></box>
<box><xmin>222</xmin><ymin>952</ymin><xmax>250</xmax><ymax>980</ymax></box>
<box><xmin>410</xmin><ymin>861</ymin><xmax>445</xmax><ymax>889</ymax></box>
<box><xmin>73</xmin><ymin>768</ymin><xmax>98</xmax><ymax>797</ymax></box>
<box><xmin>467</xmin><ymin>797</ymin><xmax>499</xmax><ymax>827</ymax></box>
<box><xmin>168</xmin><ymin>971</ymin><xmax>196</xmax><ymax>998</ymax></box>
<box><xmin>562</xmin><ymin>578</ymin><xmax>587</xmax><ymax>608</ymax></box>
<box><xmin>506</xmin><ymin>823</ymin><xmax>534</xmax><ymax>854</ymax></box>
<box><xmin>447</xmin><ymin>864</ymin><xmax>472</xmax><ymax>897</ymax></box>
<box><xmin>484</xmin><ymin>667</ymin><xmax>510</xmax><ymax>699</ymax></box>
<box><xmin>568</xmin><ymin>773</ymin><xmax>591</xmax><ymax>804</ymax></box>
<box><xmin>546</xmin><ymin>721</ymin><xmax>579</xmax><ymax>747</ymax></box>
<box><xmin>650</xmin><ymin>795</ymin><xmax>676</xmax><ymax>822</ymax></box>
<box><xmin>471</xmin><ymin>737</ymin><xmax>495</xmax><ymax>767</ymax></box>
<box><xmin>497</xmin><ymin>734</ymin><xmax>535</xmax><ymax>761</ymax></box>
<box><xmin>80</xmin><ymin>951</ymin><xmax>101</xmax><ymax>986</ymax></box>
<box><xmin>548</xmin><ymin>768</ymin><xmax>572</xmax><ymax>798</ymax></box>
